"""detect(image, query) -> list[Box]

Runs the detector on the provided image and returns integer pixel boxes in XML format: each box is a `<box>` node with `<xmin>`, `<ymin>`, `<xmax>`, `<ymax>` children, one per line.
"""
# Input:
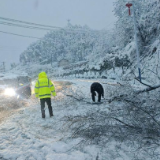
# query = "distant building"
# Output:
<box><xmin>58</xmin><ymin>59</ymin><xmax>70</xmax><ymax>67</ymax></box>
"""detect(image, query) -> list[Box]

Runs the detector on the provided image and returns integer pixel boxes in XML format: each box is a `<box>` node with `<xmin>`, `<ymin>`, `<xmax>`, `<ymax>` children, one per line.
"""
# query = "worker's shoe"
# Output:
<box><xmin>42</xmin><ymin>115</ymin><xmax>45</xmax><ymax>118</ymax></box>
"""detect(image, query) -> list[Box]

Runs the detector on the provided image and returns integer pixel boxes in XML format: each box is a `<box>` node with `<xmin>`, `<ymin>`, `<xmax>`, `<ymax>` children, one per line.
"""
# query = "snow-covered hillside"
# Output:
<box><xmin>14</xmin><ymin>0</ymin><xmax>160</xmax><ymax>82</ymax></box>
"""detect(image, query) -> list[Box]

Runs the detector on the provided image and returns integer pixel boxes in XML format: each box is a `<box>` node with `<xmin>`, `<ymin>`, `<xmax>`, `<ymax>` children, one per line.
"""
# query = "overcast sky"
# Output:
<box><xmin>0</xmin><ymin>0</ymin><xmax>117</xmax><ymax>69</ymax></box>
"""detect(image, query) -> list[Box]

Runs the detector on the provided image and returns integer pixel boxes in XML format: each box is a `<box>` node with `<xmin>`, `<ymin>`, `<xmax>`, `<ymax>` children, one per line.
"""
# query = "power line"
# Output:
<box><xmin>0</xmin><ymin>21</ymin><xmax>54</xmax><ymax>31</ymax></box>
<box><xmin>0</xmin><ymin>21</ymin><xmax>95</xmax><ymax>35</ymax></box>
<box><xmin>0</xmin><ymin>16</ymin><xmax>62</xmax><ymax>29</ymax></box>
<box><xmin>0</xmin><ymin>45</ymin><xmax>29</xmax><ymax>48</ymax></box>
<box><xmin>0</xmin><ymin>16</ymin><xmax>113</xmax><ymax>39</ymax></box>
<box><xmin>0</xmin><ymin>20</ymin><xmax>98</xmax><ymax>33</ymax></box>
<box><xmin>0</xmin><ymin>17</ymin><xmax>101</xmax><ymax>33</ymax></box>
<box><xmin>0</xmin><ymin>46</ymin><xmax>25</xmax><ymax>48</ymax></box>
<box><xmin>0</xmin><ymin>30</ymin><xmax>41</xmax><ymax>39</ymax></box>
<box><xmin>0</xmin><ymin>50</ymin><xmax>23</xmax><ymax>52</ymax></box>
<box><xmin>0</xmin><ymin>16</ymin><xmax>100</xmax><ymax>33</ymax></box>
<box><xmin>0</xmin><ymin>48</ymin><xmax>23</xmax><ymax>51</ymax></box>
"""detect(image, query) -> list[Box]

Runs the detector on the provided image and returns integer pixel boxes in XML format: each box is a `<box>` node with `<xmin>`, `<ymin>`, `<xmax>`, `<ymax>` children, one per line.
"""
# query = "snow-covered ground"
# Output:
<box><xmin>0</xmin><ymin>78</ymin><xmax>156</xmax><ymax>160</ymax></box>
<box><xmin>0</xmin><ymin>79</ymin><xmax>105</xmax><ymax>160</ymax></box>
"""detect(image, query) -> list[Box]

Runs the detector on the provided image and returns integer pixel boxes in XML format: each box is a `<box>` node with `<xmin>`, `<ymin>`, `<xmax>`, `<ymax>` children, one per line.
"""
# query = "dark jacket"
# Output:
<box><xmin>90</xmin><ymin>82</ymin><xmax>104</xmax><ymax>97</ymax></box>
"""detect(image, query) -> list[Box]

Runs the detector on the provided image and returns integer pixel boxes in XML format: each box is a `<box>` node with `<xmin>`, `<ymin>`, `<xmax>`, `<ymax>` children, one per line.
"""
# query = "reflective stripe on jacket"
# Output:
<box><xmin>34</xmin><ymin>72</ymin><xmax>56</xmax><ymax>99</ymax></box>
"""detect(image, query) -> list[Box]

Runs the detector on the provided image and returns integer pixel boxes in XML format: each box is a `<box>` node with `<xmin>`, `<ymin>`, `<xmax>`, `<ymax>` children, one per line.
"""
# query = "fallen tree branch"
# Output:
<box><xmin>135</xmin><ymin>78</ymin><xmax>153</xmax><ymax>88</ymax></box>
<box><xmin>136</xmin><ymin>84</ymin><xmax>160</xmax><ymax>94</ymax></box>
<box><xmin>102</xmin><ymin>82</ymin><xmax>122</xmax><ymax>86</ymax></box>
<box><xmin>66</xmin><ymin>94</ymin><xmax>92</xmax><ymax>104</ymax></box>
<box><xmin>134</xmin><ymin>77</ymin><xmax>160</xmax><ymax>93</ymax></box>
<box><xmin>66</xmin><ymin>94</ymin><xmax>84</xmax><ymax>101</ymax></box>
<box><xmin>110</xmin><ymin>117</ymin><xmax>137</xmax><ymax>129</ymax></box>
<box><xmin>123</xmin><ymin>98</ymin><xmax>160</xmax><ymax>128</ymax></box>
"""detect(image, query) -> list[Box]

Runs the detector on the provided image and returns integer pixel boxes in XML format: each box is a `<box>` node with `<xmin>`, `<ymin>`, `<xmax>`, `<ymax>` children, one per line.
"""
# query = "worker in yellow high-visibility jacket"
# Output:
<box><xmin>34</xmin><ymin>72</ymin><xmax>56</xmax><ymax>118</ymax></box>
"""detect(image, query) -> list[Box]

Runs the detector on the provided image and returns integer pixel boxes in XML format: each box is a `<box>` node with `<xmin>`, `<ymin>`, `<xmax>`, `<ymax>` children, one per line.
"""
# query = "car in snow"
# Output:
<box><xmin>16</xmin><ymin>76</ymin><xmax>32</xmax><ymax>99</ymax></box>
<box><xmin>0</xmin><ymin>75</ymin><xmax>31</xmax><ymax>99</ymax></box>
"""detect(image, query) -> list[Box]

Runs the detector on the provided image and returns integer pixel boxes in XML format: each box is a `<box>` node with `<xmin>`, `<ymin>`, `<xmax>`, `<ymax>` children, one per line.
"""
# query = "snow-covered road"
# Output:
<box><xmin>0</xmin><ymin>78</ymin><xmax>149</xmax><ymax>160</ymax></box>
<box><xmin>0</xmin><ymin>80</ymin><xmax>102</xmax><ymax>160</ymax></box>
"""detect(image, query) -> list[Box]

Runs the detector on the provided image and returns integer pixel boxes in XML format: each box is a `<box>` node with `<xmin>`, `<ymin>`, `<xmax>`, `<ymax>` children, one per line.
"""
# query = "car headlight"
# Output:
<box><xmin>4</xmin><ymin>88</ymin><xmax>16</xmax><ymax>97</ymax></box>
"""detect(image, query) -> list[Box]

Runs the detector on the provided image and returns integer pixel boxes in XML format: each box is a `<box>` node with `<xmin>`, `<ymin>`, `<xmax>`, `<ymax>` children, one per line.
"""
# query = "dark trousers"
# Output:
<box><xmin>92</xmin><ymin>92</ymin><xmax>102</xmax><ymax>102</ymax></box>
<box><xmin>40</xmin><ymin>98</ymin><xmax>53</xmax><ymax>118</ymax></box>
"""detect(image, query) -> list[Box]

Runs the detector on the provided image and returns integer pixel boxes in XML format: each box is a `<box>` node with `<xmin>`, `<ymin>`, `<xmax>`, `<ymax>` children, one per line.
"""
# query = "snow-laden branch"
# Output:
<box><xmin>136</xmin><ymin>84</ymin><xmax>160</xmax><ymax>94</ymax></box>
<box><xmin>135</xmin><ymin>78</ymin><xmax>160</xmax><ymax>94</ymax></box>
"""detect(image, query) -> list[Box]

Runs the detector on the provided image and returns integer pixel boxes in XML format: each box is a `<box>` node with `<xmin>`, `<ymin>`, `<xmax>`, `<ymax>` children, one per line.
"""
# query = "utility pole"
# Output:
<box><xmin>3</xmin><ymin>62</ymin><xmax>5</xmax><ymax>72</ymax></box>
<box><xmin>0</xmin><ymin>62</ymin><xmax>5</xmax><ymax>72</ymax></box>
<box><xmin>126</xmin><ymin>3</ymin><xmax>141</xmax><ymax>82</ymax></box>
